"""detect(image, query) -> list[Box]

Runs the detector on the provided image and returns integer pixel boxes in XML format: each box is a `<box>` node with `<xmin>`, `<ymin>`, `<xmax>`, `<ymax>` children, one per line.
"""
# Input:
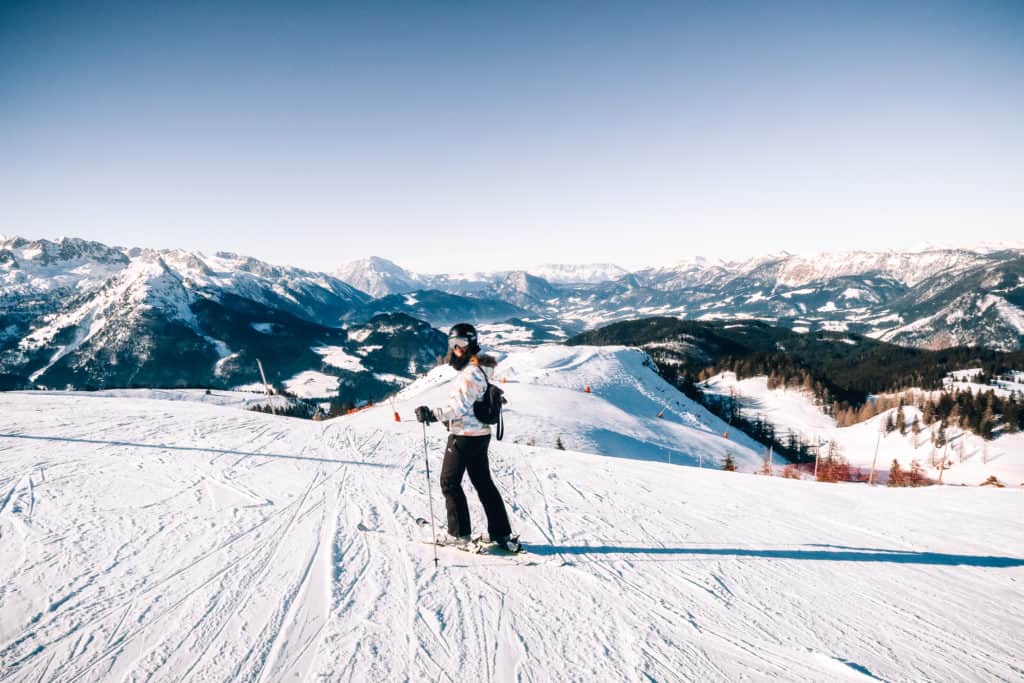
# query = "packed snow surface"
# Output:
<box><xmin>1</xmin><ymin>347</ymin><xmax>1022</xmax><ymax>682</ymax></box>
<box><xmin>11</xmin><ymin>388</ymin><xmax>292</xmax><ymax>411</ymax></box>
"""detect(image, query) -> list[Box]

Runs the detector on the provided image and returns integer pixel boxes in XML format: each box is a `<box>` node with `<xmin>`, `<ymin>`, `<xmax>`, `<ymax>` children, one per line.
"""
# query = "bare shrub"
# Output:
<box><xmin>887</xmin><ymin>459</ymin><xmax>906</xmax><ymax>487</ymax></box>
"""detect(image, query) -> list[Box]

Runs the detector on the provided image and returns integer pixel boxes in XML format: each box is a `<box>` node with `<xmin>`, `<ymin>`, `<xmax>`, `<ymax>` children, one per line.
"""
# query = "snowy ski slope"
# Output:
<box><xmin>1</xmin><ymin>347</ymin><xmax>1022</xmax><ymax>681</ymax></box>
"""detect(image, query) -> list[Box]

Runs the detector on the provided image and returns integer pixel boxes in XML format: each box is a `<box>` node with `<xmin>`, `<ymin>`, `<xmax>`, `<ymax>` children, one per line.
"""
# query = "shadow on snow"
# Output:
<box><xmin>526</xmin><ymin>542</ymin><xmax>1024</xmax><ymax>567</ymax></box>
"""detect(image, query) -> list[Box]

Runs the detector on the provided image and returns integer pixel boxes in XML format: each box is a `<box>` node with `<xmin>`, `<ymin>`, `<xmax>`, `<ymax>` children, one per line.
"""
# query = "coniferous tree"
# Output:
<box><xmin>979</xmin><ymin>392</ymin><xmax>996</xmax><ymax>441</ymax></box>
<box><xmin>786</xmin><ymin>430</ymin><xmax>799</xmax><ymax>454</ymax></box>
<box><xmin>922</xmin><ymin>399</ymin><xmax>935</xmax><ymax>425</ymax></box>
<box><xmin>933</xmin><ymin>420</ymin><xmax>947</xmax><ymax>448</ymax></box>
<box><xmin>1005</xmin><ymin>396</ymin><xmax>1020</xmax><ymax>434</ymax></box>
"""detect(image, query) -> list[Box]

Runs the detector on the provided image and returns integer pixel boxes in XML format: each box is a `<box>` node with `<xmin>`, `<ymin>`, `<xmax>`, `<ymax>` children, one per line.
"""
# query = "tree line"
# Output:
<box><xmin>683</xmin><ymin>353</ymin><xmax>1023</xmax><ymax>442</ymax></box>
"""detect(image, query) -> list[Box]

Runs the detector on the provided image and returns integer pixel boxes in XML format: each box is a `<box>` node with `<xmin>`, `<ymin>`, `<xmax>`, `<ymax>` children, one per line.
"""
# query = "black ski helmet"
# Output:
<box><xmin>448</xmin><ymin>322</ymin><xmax>480</xmax><ymax>356</ymax></box>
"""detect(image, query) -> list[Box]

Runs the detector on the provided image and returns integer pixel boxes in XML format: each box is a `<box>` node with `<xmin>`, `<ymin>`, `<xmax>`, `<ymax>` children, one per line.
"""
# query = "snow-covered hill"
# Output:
<box><xmin>1</xmin><ymin>347</ymin><xmax>1022</xmax><ymax>681</ymax></box>
<box><xmin>703</xmin><ymin>372</ymin><xmax>1024</xmax><ymax>486</ymax></box>
<box><xmin>395</xmin><ymin>346</ymin><xmax>764</xmax><ymax>470</ymax></box>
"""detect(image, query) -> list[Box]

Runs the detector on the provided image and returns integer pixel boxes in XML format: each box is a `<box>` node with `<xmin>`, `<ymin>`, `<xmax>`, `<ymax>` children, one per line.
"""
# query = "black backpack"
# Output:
<box><xmin>473</xmin><ymin>367</ymin><xmax>507</xmax><ymax>440</ymax></box>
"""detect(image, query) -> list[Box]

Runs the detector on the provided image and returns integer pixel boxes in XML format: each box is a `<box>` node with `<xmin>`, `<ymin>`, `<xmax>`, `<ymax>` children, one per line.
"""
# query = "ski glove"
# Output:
<box><xmin>415</xmin><ymin>406</ymin><xmax>437</xmax><ymax>424</ymax></box>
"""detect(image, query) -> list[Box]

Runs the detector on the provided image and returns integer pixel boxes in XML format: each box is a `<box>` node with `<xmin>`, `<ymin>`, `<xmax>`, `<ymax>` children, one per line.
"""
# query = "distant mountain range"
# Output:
<box><xmin>0</xmin><ymin>237</ymin><xmax>443</xmax><ymax>398</ymax></box>
<box><xmin>2</xmin><ymin>236</ymin><xmax>1022</xmax><ymax>397</ymax></box>
<box><xmin>334</xmin><ymin>256</ymin><xmax>629</xmax><ymax>298</ymax></box>
<box><xmin>337</xmin><ymin>248</ymin><xmax>1024</xmax><ymax>351</ymax></box>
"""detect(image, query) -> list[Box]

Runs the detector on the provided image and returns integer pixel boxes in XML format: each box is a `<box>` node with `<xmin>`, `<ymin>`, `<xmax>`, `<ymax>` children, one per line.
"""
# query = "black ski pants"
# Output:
<box><xmin>440</xmin><ymin>434</ymin><xmax>511</xmax><ymax>538</ymax></box>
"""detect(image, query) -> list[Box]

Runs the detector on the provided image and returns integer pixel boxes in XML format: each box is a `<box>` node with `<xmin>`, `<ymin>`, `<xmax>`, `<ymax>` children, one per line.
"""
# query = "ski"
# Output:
<box><xmin>414</xmin><ymin>518</ymin><xmax>526</xmax><ymax>556</ymax></box>
<box><xmin>477</xmin><ymin>536</ymin><xmax>526</xmax><ymax>555</ymax></box>
<box><xmin>419</xmin><ymin>535</ymin><xmax>485</xmax><ymax>554</ymax></box>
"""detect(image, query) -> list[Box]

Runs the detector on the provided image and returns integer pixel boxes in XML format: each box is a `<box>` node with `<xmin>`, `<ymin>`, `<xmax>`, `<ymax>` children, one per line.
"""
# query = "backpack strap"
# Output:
<box><xmin>474</xmin><ymin>365</ymin><xmax>490</xmax><ymax>402</ymax></box>
<box><xmin>475</xmin><ymin>365</ymin><xmax>504</xmax><ymax>440</ymax></box>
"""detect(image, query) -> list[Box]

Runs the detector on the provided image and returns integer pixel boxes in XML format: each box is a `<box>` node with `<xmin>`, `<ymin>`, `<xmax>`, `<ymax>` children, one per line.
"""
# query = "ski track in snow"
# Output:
<box><xmin>1</xmin><ymin>347</ymin><xmax>1023</xmax><ymax>681</ymax></box>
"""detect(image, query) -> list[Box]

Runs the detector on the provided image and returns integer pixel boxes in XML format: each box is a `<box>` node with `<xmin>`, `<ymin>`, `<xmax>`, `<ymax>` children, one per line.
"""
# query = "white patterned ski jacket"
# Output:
<box><xmin>432</xmin><ymin>355</ymin><xmax>497</xmax><ymax>437</ymax></box>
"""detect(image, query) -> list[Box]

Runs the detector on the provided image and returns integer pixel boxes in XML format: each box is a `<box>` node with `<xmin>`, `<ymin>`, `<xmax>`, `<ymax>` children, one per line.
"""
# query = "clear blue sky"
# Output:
<box><xmin>2</xmin><ymin>1</ymin><xmax>1021</xmax><ymax>273</ymax></box>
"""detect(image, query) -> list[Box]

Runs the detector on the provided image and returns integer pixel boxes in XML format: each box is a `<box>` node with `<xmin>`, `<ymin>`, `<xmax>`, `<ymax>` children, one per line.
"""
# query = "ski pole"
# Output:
<box><xmin>422</xmin><ymin>422</ymin><xmax>439</xmax><ymax>568</ymax></box>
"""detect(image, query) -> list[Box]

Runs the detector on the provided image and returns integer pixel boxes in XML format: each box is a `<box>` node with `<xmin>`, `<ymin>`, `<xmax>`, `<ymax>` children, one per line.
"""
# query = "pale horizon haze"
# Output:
<box><xmin>2</xmin><ymin>1</ymin><xmax>1022</xmax><ymax>273</ymax></box>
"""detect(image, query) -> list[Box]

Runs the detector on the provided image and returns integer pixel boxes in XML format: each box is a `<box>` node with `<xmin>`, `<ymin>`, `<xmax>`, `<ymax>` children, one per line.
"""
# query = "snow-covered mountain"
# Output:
<box><xmin>635</xmin><ymin>248</ymin><xmax>993</xmax><ymax>291</ymax></box>
<box><xmin>334</xmin><ymin>257</ymin><xmax>629</xmax><ymax>297</ymax></box>
<box><xmin>1</xmin><ymin>344</ymin><xmax>1020</xmax><ymax>681</ymax></box>
<box><xmin>0</xmin><ymin>238</ymin><xmax>455</xmax><ymax>398</ymax></box>
<box><xmin>334</xmin><ymin>256</ymin><xmax>423</xmax><ymax>298</ymax></box>
<box><xmin>2</xmin><ymin>238</ymin><xmax>369</xmax><ymax>326</ymax></box>
<box><xmin>333</xmin><ymin>247</ymin><xmax>1024</xmax><ymax>350</ymax></box>
<box><xmin>875</xmin><ymin>252</ymin><xmax>1024</xmax><ymax>349</ymax></box>
<box><xmin>0</xmin><ymin>236</ymin><xmax>129</xmax><ymax>296</ymax></box>
<box><xmin>585</xmin><ymin>249</ymin><xmax>1024</xmax><ymax>348</ymax></box>
<box><xmin>334</xmin><ymin>256</ymin><xmax>506</xmax><ymax>299</ymax></box>
<box><xmin>526</xmin><ymin>262</ymin><xmax>629</xmax><ymax>284</ymax></box>
<box><xmin>0</xmin><ymin>237</ymin><xmax>132</xmax><ymax>360</ymax></box>
<box><xmin>751</xmin><ymin>248</ymin><xmax>988</xmax><ymax>289</ymax></box>
<box><xmin>4</xmin><ymin>237</ymin><xmax>1023</xmax><ymax>396</ymax></box>
<box><xmin>618</xmin><ymin>248</ymin><xmax>1024</xmax><ymax>348</ymax></box>
<box><xmin>484</xmin><ymin>271</ymin><xmax>563</xmax><ymax>314</ymax></box>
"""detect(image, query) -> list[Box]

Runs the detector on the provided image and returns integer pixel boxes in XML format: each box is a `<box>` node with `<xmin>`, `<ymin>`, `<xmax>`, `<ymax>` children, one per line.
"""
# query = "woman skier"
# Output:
<box><xmin>415</xmin><ymin>323</ymin><xmax>519</xmax><ymax>552</ymax></box>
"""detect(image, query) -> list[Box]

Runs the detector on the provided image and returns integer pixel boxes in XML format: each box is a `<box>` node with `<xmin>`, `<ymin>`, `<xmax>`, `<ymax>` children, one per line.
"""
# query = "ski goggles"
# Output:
<box><xmin>448</xmin><ymin>335</ymin><xmax>471</xmax><ymax>351</ymax></box>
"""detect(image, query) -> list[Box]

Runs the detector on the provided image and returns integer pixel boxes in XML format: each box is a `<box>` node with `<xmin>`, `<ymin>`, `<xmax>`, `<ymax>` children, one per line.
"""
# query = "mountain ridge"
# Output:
<box><xmin>331</xmin><ymin>244</ymin><xmax>1024</xmax><ymax>350</ymax></box>
<box><xmin>2</xmin><ymin>236</ymin><xmax>1023</xmax><ymax>396</ymax></box>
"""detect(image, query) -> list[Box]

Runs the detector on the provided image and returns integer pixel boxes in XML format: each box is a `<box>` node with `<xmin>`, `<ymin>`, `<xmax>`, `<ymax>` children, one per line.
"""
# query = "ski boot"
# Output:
<box><xmin>490</xmin><ymin>534</ymin><xmax>522</xmax><ymax>553</ymax></box>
